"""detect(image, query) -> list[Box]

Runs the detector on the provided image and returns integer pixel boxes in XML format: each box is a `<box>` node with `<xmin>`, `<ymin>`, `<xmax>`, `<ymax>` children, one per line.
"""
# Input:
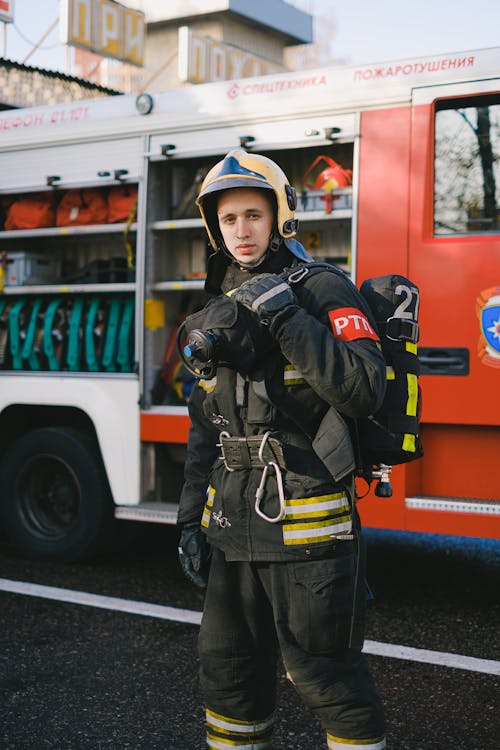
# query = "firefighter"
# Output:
<box><xmin>177</xmin><ymin>149</ymin><xmax>387</xmax><ymax>750</ymax></box>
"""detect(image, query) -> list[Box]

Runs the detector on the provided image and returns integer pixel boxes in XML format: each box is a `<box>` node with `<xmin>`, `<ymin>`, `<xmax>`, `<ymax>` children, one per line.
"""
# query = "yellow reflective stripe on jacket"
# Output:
<box><xmin>201</xmin><ymin>485</ymin><xmax>215</xmax><ymax>528</ymax></box>
<box><xmin>282</xmin><ymin>496</ymin><xmax>352</xmax><ymax>546</ymax></box>
<box><xmin>199</xmin><ymin>375</ymin><xmax>217</xmax><ymax>393</ymax></box>
<box><xmin>283</xmin><ymin>363</ymin><xmax>305</xmax><ymax>385</ymax></box>
<box><xmin>284</xmin><ymin>492</ymin><xmax>349</xmax><ymax>519</ymax></box>
<box><xmin>283</xmin><ymin>515</ymin><xmax>352</xmax><ymax>543</ymax></box>
<box><xmin>327</xmin><ymin>733</ymin><xmax>386</xmax><ymax>749</ymax></box>
<box><xmin>282</xmin><ymin>491</ymin><xmax>352</xmax><ymax>545</ymax></box>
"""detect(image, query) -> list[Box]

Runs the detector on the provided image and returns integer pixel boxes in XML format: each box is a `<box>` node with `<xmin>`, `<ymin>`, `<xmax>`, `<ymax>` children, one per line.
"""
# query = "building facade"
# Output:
<box><xmin>78</xmin><ymin>0</ymin><xmax>313</xmax><ymax>93</ymax></box>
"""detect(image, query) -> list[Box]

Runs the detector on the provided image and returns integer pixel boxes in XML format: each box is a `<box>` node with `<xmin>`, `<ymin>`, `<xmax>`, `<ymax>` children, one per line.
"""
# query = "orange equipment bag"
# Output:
<box><xmin>56</xmin><ymin>188</ymin><xmax>108</xmax><ymax>227</ymax></box>
<box><xmin>4</xmin><ymin>192</ymin><xmax>56</xmax><ymax>230</ymax></box>
<box><xmin>107</xmin><ymin>185</ymin><xmax>138</xmax><ymax>224</ymax></box>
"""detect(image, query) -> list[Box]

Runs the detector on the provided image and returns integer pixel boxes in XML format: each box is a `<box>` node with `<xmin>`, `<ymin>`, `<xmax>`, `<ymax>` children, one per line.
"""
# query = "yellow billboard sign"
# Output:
<box><xmin>61</xmin><ymin>0</ymin><xmax>145</xmax><ymax>66</ymax></box>
<box><xmin>178</xmin><ymin>26</ymin><xmax>281</xmax><ymax>84</ymax></box>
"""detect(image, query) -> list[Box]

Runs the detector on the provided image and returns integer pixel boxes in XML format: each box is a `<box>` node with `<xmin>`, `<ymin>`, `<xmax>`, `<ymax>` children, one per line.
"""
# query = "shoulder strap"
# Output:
<box><xmin>284</xmin><ymin>261</ymin><xmax>379</xmax><ymax>332</ymax></box>
<box><xmin>283</xmin><ymin>260</ymin><xmax>348</xmax><ymax>286</ymax></box>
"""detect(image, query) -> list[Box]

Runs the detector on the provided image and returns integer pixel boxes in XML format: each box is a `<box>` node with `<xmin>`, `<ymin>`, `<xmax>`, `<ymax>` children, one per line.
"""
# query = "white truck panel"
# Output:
<box><xmin>0</xmin><ymin>48</ymin><xmax>497</xmax><ymax>152</ymax></box>
<box><xmin>148</xmin><ymin>113</ymin><xmax>357</xmax><ymax>159</ymax></box>
<box><xmin>0</xmin><ymin>137</ymin><xmax>144</xmax><ymax>192</ymax></box>
<box><xmin>0</xmin><ymin>375</ymin><xmax>140</xmax><ymax>504</ymax></box>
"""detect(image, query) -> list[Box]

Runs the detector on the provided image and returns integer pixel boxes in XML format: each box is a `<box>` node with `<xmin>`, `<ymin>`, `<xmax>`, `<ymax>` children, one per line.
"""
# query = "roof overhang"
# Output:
<box><xmin>125</xmin><ymin>0</ymin><xmax>313</xmax><ymax>45</ymax></box>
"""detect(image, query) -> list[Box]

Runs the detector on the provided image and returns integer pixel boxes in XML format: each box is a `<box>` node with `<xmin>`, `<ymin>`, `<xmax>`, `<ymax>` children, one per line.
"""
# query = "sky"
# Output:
<box><xmin>2</xmin><ymin>0</ymin><xmax>500</xmax><ymax>75</ymax></box>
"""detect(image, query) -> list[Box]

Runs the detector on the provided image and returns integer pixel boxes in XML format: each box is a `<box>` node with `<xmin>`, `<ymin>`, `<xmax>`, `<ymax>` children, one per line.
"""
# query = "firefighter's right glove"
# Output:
<box><xmin>232</xmin><ymin>273</ymin><xmax>298</xmax><ymax>328</ymax></box>
<box><xmin>178</xmin><ymin>524</ymin><xmax>211</xmax><ymax>589</ymax></box>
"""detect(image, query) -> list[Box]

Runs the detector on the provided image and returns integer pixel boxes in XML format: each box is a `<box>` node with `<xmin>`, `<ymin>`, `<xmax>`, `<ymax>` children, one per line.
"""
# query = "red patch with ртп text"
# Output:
<box><xmin>328</xmin><ymin>307</ymin><xmax>379</xmax><ymax>341</ymax></box>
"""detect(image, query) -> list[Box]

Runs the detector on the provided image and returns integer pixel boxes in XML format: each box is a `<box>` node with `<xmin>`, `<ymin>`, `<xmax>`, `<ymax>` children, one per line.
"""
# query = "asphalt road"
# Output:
<box><xmin>0</xmin><ymin>523</ymin><xmax>499</xmax><ymax>750</ymax></box>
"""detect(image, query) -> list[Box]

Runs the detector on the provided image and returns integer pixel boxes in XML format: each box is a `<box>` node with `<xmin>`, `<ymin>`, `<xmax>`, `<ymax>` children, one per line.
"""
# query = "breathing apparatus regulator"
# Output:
<box><xmin>177</xmin><ymin>325</ymin><xmax>219</xmax><ymax>379</ymax></box>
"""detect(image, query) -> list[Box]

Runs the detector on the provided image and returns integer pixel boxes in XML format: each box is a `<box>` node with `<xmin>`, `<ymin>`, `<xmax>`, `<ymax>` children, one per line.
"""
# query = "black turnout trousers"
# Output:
<box><xmin>199</xmin><ymin>542</ymin><xmax>385</xmax><ymax>747</ymax></box>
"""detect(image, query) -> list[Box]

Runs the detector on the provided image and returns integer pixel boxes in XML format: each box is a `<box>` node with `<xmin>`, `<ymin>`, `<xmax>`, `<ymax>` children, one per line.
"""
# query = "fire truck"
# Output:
<box><xmin>0</xmin><ymin>46</ymin><xmax>498</xmax><ymax>561</ymax></box>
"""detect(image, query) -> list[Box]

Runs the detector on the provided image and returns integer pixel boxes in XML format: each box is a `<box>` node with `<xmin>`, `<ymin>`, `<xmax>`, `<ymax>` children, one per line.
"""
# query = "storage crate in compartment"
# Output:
<box><xmin>5</xmin><ymin>251</ymin><xmax>60</xmax><ymax>286</ymax></box>
<box><xmin>296</xmin><ymin>189</ymin><xmax>352</xmax><ymax>213</ymax></box>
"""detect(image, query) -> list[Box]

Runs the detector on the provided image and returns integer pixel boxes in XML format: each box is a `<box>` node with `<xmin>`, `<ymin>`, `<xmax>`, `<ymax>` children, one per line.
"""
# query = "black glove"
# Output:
<box><xmin>183</xmin><ymin>295</ymin><xmax>275</xmax><ymax>374</ymax></box>
<box><xmin>178</xmin><ymin>524</ymin><xmax>211</xmax><ymax>589</ymax></box>
<box><xmin>232</xmin><ymin>273</ymin><xmax>298</xmax><ymax>326</ymax></box>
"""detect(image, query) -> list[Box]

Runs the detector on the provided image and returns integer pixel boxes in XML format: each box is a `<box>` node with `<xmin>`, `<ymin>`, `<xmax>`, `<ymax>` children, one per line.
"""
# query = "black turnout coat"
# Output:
<box><xmin>178</xmin><ymin>243</ymin><xmax>386</xmax><ymax>562</ymax></box>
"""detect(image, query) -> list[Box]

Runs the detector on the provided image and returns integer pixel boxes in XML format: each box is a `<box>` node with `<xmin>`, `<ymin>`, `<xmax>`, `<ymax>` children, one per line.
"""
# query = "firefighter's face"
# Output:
<box><xmin>217</xmin><ymin>188</ymin><xmax>274</xmax><ymax>265</ymax></box>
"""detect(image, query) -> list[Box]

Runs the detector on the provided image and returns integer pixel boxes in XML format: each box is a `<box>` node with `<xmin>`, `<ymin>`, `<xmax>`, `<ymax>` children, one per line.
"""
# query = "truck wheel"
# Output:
<box><xmin>0</xmin><ymin>427</ymin><xmax>114</xmax><ymax>562</ymax></box>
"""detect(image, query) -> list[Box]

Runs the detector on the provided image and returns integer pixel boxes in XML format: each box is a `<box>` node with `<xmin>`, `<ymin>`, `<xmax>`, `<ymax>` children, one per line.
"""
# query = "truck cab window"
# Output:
<box><xmin>434</xmin><ymin>95</ymin><xmax>500</xmax><ymax>235</ymax></box>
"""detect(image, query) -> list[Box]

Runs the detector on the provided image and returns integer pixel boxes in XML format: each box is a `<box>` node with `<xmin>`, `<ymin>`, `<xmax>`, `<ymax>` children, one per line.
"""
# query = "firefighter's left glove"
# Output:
<box><xmin>178</xmin><ymin>524</ymin><xmax>212</xmax><ymax>589</ymax></box>
<box><xmin>232</xmin><ymin>273</ymin><xmax>298</xmax><ymax>328</ymax></box>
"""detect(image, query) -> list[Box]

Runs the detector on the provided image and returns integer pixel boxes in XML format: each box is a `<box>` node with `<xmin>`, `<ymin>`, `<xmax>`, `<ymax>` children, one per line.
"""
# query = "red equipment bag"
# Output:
<box><xmin>301</xmin><ymin>156</ymin><xmax>353</xmax><ymax>214</ymax></box>
<box><xmin>107</xmin><ymin>185</ymin><xmax>138</xmax><ymax>223</ymax></box>
<box><xmin>4</xmin><ymin>192</ymin><xmax>56</xmax><ymax>230</ymax></box>
<box><xmin>302</xmin><ymin>155</ymin><xmax>352</xmax><ymax>192</ymax></box>
<box><xmin>56</xmin><ymin>188</ymin><xmax>108</xmax><ymax>227</ymax></box>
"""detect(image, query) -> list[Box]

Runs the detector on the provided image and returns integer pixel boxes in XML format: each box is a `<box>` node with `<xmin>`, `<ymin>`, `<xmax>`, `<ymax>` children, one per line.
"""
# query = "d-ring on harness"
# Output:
<box><xmin>254</xmin><ymin>431</ymin><xmax>285</xmax><ymax>523</ymax></box>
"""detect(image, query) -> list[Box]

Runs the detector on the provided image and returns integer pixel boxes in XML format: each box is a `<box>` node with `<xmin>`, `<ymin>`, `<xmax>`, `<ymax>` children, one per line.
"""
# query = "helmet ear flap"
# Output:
<box><xmin>198</xmin><ymin>192</ymin><xmax>222</xmax><ymax>252</ymax></box>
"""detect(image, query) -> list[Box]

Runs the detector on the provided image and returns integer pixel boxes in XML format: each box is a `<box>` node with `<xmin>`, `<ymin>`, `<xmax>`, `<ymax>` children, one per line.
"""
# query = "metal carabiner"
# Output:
<box><xmin>254</xmin><ymin>462</ymin><xmax>286</xmax><ymax>523</ymax></box>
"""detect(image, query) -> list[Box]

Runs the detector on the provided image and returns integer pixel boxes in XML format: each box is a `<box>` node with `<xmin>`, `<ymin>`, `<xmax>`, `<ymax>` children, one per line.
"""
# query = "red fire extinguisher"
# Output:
<box><xmin>302</xmin><ymin>155</ymin><xmax>352</xmax><ymax>214</ymax></box>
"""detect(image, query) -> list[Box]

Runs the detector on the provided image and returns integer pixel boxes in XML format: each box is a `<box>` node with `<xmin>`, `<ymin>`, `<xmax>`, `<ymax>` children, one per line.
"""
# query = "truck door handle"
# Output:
<box><xmin>418</xmin><ymin>347</ymin><xmax>469</xmax><ymax>375</ymax></box>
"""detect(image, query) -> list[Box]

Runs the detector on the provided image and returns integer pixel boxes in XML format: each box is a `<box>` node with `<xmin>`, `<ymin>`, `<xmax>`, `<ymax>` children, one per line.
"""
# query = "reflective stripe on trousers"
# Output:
<box><xmin>206</xmin><ymin>708</ymin><xmax>274</xmax><ymax>749</ymax></box>
<box><xmin>327</xmin><ymin>733</ymin><xmax>386</xmax><ymax>749</ymax></box>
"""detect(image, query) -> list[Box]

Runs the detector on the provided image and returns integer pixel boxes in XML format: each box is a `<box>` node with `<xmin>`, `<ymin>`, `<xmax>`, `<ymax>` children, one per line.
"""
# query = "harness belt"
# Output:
<box><xmin>218</xmin><ymin>432</ymin><xmax>286</xmax><ymax>470</ymax></box>
<box><xmin>217</xmin><ymin>429</ymin><xmax>354</xmax><ymax>526</ymax></box>
<box><xmin>218</xmin><ymin>431</ymin><xmax>287</xmax><ymax>523</ymax></box>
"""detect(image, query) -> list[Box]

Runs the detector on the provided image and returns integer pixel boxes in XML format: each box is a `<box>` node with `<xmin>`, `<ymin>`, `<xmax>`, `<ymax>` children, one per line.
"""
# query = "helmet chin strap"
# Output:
<box><xmin>234</xmin><ymin>230</ymin><xmax>281</xmax><ymax>270</ymax></box>
<box><xmin>269</xmin><ymin>229</ymin><xmax>281</xmax><ymax>253</ymax></box>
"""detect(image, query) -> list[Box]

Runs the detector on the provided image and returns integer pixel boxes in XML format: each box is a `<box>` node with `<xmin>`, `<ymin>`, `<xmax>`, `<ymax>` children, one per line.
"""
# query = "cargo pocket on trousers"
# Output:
<box><xmin>288</xmin><ymin>553</ymin><xmax>355</xmax><ymax>655</ymax></box>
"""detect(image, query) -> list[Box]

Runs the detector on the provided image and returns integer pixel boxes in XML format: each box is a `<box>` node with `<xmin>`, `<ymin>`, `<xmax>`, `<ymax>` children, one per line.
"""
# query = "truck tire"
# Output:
<box><xmin>0</xmin><ymin>427</ymin><xmax>114</xmax><ymax>562</ymax></box>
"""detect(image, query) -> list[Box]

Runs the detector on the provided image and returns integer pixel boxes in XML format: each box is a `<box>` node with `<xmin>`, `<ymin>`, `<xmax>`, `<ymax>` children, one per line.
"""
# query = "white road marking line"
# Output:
<box><xmin>1</xmin><ymin>577</ymin><xmax>499</xmax><ymax>676</ymax></box>
<box><xmin>0</xmin><ymin>577</ymin><xmax>201</xmax><ymax>625</ymax></box>
<box><xmin>363</xmin><ymin>639</ymin><xmax>500</xmax><ymax>675</ymax></box>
